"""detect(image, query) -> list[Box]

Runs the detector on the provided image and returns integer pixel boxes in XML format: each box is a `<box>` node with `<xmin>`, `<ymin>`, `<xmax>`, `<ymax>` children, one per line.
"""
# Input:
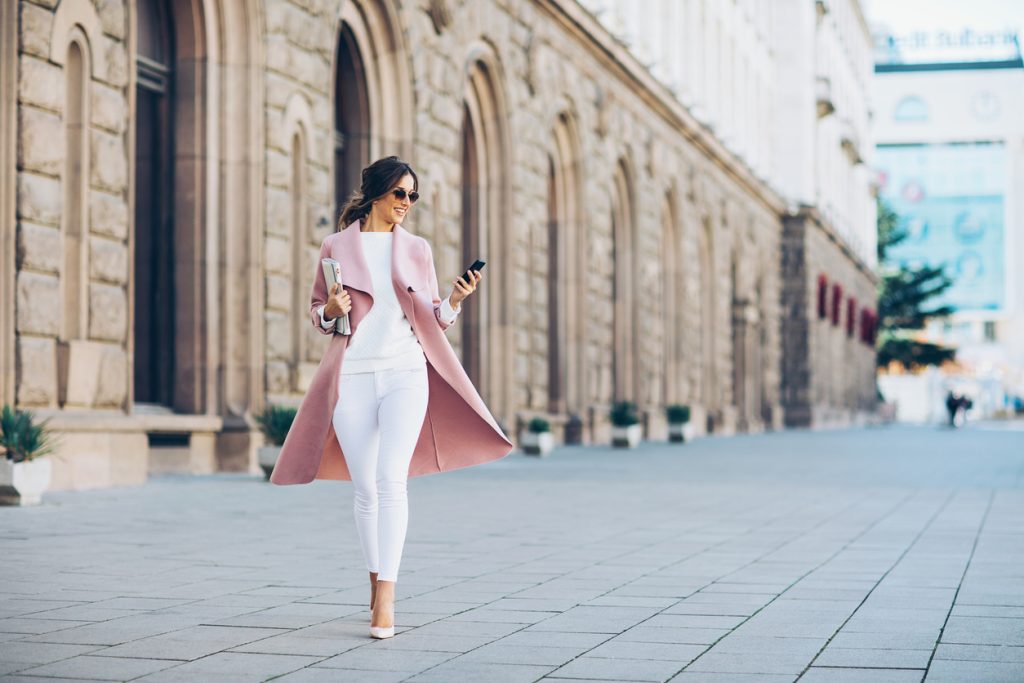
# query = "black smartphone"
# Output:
<box><xmin>459</xmin><ymin>259</ymin><xmax>486</xmax><ymax>285</ymax></box>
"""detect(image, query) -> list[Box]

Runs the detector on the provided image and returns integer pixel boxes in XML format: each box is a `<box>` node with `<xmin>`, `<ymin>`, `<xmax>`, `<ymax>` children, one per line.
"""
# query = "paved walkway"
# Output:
<box><xmin>2</xmin><ymin>423</ymin><xmax>1023</xmax><ymax>682</ymax></box>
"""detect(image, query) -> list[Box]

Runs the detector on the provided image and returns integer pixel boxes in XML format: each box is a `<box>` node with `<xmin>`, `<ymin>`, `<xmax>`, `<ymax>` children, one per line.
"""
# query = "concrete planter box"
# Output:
<box><xmin>520</xmin><ymin>431</ymin><xmax>554</xmax><ymax>456</ymax></box>
<box><xmin>611</xmin><ymin>424</ymin><xmax>642</xmax><ymax>448</ymax></box>
<box><xmin>668</xmin><ymin>423</ymin><xmax>695</xmax><ymax>443</ymax></box>
<box><xmin>258</xmin><ymin>445</ymin><xmax>282</xmax><ymax>479</ymax></box>
<box><xmin>0</xmin><ymin>457</ymin><xmax>53</xmax><ymax>506</ymax></box>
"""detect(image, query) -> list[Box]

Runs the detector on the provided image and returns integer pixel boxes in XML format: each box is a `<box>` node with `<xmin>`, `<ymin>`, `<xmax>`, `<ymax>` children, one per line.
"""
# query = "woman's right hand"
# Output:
<box><xmin>323</xmin><ymin>283</ymin><xmax>352</xmax><ymax>319</ymax></box>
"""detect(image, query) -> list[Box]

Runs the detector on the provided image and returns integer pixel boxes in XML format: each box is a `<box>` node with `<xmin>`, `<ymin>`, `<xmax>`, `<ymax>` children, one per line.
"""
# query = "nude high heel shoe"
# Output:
<box><xmin>369</xmin><ymin>624</ymin><xmax>395</xmax><ymax>639</ymax></box>
<box><xmin>370</xmin><ymin>584</ymin><xmax>395</xmax><ymax>639</ymax></box>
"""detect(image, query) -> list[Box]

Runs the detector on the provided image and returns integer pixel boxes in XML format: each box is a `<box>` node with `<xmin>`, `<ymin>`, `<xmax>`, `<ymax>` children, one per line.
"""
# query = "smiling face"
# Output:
<box><xmin>370</xmin><ymin>173</ymin><xmax>416</xmax><ymax>226</ymax></box>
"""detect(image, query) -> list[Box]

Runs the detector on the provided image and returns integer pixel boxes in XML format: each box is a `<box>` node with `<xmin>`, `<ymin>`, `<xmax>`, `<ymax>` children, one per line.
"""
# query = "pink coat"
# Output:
<box><xmin>269</xmin><ymin>220</ymin><xmax>514</xmax><ymax>485</ymax></box>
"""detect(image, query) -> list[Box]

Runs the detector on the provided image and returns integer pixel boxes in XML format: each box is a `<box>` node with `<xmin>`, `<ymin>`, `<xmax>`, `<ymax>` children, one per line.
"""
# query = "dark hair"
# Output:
<box><xmin>337</xmin><ymin>156</ymin><xmax>419</xmax><ymax>229</ymax></box>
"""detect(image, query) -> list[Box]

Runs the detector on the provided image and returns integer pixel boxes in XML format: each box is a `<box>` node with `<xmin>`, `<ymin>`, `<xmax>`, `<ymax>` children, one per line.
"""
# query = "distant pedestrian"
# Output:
<box><xmin>269</xmin><ymin>156</ymin><xmax>514</xmax><ymax>639</ymax></box>
<box><xmin>945</xmin><ymin>391</ymin><xmax>959</xmax><ymax>428</ymax></box>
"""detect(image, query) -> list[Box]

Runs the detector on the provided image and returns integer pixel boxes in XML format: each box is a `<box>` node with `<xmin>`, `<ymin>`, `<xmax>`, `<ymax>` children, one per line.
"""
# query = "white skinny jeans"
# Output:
<box><xmin>331</xmin><ymin>363</ymin><xmax>429</xmax><ymax>583</ymax></box>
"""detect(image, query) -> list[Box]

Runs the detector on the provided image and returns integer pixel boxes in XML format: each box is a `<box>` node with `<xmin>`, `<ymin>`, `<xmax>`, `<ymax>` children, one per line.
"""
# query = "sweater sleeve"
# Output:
<box><xmin>425</xmin><ymin>239</ymin><xmax>456</xmax><ymax>331</ymax></box>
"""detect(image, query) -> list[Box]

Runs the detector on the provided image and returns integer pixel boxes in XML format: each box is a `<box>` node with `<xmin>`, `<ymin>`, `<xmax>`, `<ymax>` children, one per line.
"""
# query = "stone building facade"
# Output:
<box><xmin>1</xmin><ymin>0</ymin><xmax>874</xmax><ymax>491</ymax></box>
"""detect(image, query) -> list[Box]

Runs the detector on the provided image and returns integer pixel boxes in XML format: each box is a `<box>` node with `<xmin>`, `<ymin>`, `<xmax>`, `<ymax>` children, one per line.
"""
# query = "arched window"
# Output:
<box><xmin>660</xmin><ymin>193</ymin><xmax>683</xmax><ymax>406</ymax></box>
<box><xmin>893</xmin><ymin>96</ymin><xmax>928</xmax><ymax>122</ymax></box>
<box><xmin>333</xmin><ymin>22</ymin><xmax>370</xmax><ymax>223</ymax></box>
<box><xmin>610</xmin><ymin>159</ymin><xmax>638</xmax><ymax>404</ymax></box>
<box><xmin>460</xmin><ymin>103</ymin><xmax>482</xmax><ymax>388</ymax></box>
<box><xmin>61</xmin><ymin>36</ymin><xmax>89</xmax><ymax>344</ymax></box>
<box><xmin>461</xmin><ymin>53</ymin><xmax>510</xmax><ymax>418</ymax></box>
<box><xmin>547</xmin><ymin>111</ymin><xmax>584</xmax><ymax>420</ymax></box>
<box><xmin>698</xmin><ymin>218</ymin><xmax>715</xmax><ymax>414</ymax></box>
<box><xmin>290</xmin><ymin>128</ymin><xmax>308</xmax><ymax>382</ymax></box>
<box><xmin>134</xmin><ymin>0</ymin><xmax>176</xmax><ymax>407</ymax></box>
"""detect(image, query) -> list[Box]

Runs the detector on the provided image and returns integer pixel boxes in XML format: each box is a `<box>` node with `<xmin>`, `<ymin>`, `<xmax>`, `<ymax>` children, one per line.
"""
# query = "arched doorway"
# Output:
<box><xmin>611</xmin><ymin>160</ymin><xmax>635</xmax><ymax>403</ymax></box>
<box><xmin>661</xmin><ymin>192</ymin><xmax>684</xmax><ymax>406</ymax></box>
<box><xmin>461</xmin><ymin>51</ymin><xmax>511</xmax><ymax>422</ymax></box>
<box><xmin>460</xmin><ymin>103</ymin><xmax>483</xmax><ymax>388</ymax></box>
<box><xmin>698</xmin><ymin>217</ymin><xmax>715</xmax><ymax>429</ymax></box>
<box><xmin>333</xmin><ymin>22</ymin><xmax>370</xmax><ymax>220</ymax></box>
<box><xmin>133</xmin><ymin>0</ymin><xmax>179</xmax><ymax>409</ymax></box>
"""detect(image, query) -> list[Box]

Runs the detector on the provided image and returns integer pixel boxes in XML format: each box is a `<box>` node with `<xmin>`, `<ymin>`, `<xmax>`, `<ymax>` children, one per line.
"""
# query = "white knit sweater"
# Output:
<box><xmin>317</xmin><ymin>231</ymin><xmax>461</xmax><ymax>374</ymax></box>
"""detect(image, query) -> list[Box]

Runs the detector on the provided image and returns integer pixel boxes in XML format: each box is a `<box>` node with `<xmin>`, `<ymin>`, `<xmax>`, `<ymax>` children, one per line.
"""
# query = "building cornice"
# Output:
<box><xmin>539</xmin><ymin>0</ymin><xmax>787</xmax><ymax>217</ymax></box>
<box><xmin>793</xmin><ymin>205</ymin><xmax>879</xmax><ymax>284</ymax></box>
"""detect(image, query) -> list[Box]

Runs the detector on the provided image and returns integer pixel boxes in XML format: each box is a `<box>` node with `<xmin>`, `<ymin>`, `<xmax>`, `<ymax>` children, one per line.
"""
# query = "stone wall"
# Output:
<box><xmin>14</xmin><ymin>0</ymin><xmax>131</xmax><ymax>414</ymax></box>
<box><xmin>1</xmin><ymin>0</ymin><xmax>878</xmax><ymax>492</ymax></box>
<box><xmin>780</xmin><ymin>210</ymin><xmax>877</xmax><ymax>428</ymax></box>
<box><xmin>258</xmin><ymin>0</ymin><xmax>787</xmax><ymax>441</ymax></box>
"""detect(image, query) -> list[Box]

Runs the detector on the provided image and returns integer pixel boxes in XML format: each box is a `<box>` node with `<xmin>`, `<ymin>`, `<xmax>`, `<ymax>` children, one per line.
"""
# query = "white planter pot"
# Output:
<box><xmin>258</xmin><ymin>445</ymin><xmax>282</xmax><ymax>479</ymax></box>
<box><xmin>0</xmin><ymin>457</ymin><xmax>53</xmax><ymax>506</ymax></box>
<box><xmin>611</xmin><ymin>424</ymin><xmax>642</xmax><ymax>448</ymax></box>
<box><xmin>668</xmin><ymin>422</ymin><xmax>689</xmax><ymax>443</ymax></box>
<box><xmin>520</xmin><ymin>431</ymin><xmax>554</xmax><ymax>456</ymax></box>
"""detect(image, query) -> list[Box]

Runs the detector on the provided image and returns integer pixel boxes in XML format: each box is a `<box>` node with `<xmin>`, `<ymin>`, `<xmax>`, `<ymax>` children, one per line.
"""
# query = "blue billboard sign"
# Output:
<box><xmin>875</xmin><ymin>142</ymin><xmax>1006</xmax><ymax>312</ymax></box>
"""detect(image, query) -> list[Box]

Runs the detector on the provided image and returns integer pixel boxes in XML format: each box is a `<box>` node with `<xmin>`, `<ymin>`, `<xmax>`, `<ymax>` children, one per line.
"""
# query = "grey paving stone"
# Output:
<box><xmin>14</xmin><ymin>654</ymin><xmax>177</xmax><ymax>680</ymax></box>
<box><xmin>940</xmin><ymin>616</ymin><xmax>1024</xmax><ymax>646</ymax></box>
<box><xmin>828</xmin><ymin>631</ymin><xmax>939</xmax><ymax>651</ymax></box>
<box><xmin>801</xmin><ymin>668</ymin><xmax>924</xmax><ymax>682</ymax></box>
<box><xmin>0</xmin><ymin>619</ymin><xmax>85</xmax><ymax>636</ymax></box>
<box><xmin>924</xmin><ymin>659</ymin><xmax>1024</xmax><ymax>682</ymax></box>
<box><xmin>708</xmin><ymin>635</ymin><xmax>827</xmax><ymax>656</ymax></box>
<box><xmin>404</xmin><ymin>660</ymin><xmax>557</xmax><ymax>683</ymax></box>
<box><xmin>2</xmin><ymin>426</ymin><xmax>1023</xmax><ymax>682</ymax></box>
<box><xmin>934</xmin><ymin>643</ymin><xmax>1024</xmax><ymax>662</ymax></box>
<box><xmin>667</xmin><ymin>674</ymin><xmax>795</xmax><ymax>682</ymax></box>
<box><xmin>614</xmin><ymin>626</ymin><xmax>731</xmax><ymax>645</ymax></box>
<box><xmin>496</xmin><ymin>630</ymin><xmax>613</xmax><ymax>650</ymax></box>
<box><xmin>814</xmin><ymin>647</ymin><xmax>932</xmax><ymax>669</ymax></box>
<box><xmin>583</xmin><ymin>639</ymin><xmax>705</xmax><ymax>662</ymax></box>
<box><xmin>643</xmin><ymin>614</ymin><xmax>748</xmax><ymax>630</ymax></box>
<box><xmin>684</xmin><ymin>650</ymin><xmax>812</xmax><ymax>675</ymax></box>
<box><xmin>275</xmin><ymin>668</ymin><xmax>410</xmax><ymax>682</ymax></box>
<box><xmin>227</xmin><ymin>633</ymin><xmax>366</xmax><ymax>656</ymax></box>
<box><xmin>139</xmin><ymin>652</ymin><xmax>319</xmax><ymax>678</ymax></box>
<box><xmin>0</xmin><ymin>641</ymin><xmax>102</xmax><ymax>665</ymax></box>
<box><xmin>457</xmin><ymin>643</ymin><xmax>584</xmax><ymax>665</ymax></box>
<box><xmin>527</xmin><ymin>606</ymin><xmax>661</xmax><ymax>633</ymax></box>
<box><xmin>312</xmin><ymin>647</ymin><xmax>455</xmax><ymax>672</ymax></box>
<box><xmin>548</xmin><ymin>655</ymin><xmax>687</xmax><ymax>681</ymax></box>
<box><xmin>88</xmin><ymin>625</ymin><xmax>286</xmax><ymax>660</ymax></box>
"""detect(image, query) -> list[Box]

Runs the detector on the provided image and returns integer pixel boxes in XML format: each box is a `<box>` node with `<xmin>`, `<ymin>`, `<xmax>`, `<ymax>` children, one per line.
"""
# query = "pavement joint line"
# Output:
<box><xmin>665</xmin><ymin>488</ymin><xmax>927</xmax><ymax>679</ymax></box>
<box><xmin>923</xmin><ymin>488</ymin><xmax>995</xmax><ymax>678</ymax></box>
<box><xmin>400</xmin><ymin>488</ymin><xmax>859</xmax><ymax>672</ymax></box>
<box><xmin>513</xmin><ymin>490</ymin><xmax>906</xmax><ymax>682</ymax></box>
<box><xmin>795</xmin><ymin>488</ymin><xmax>963</xmax><ymax>680</ymax></box>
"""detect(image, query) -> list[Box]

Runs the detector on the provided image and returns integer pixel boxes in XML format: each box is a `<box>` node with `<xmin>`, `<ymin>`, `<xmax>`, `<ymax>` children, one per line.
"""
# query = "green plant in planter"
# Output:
<box><xmin>609</xmin><ymin>401</ymin><xmax>640</xmax><ymax>427</ymax></box>
<box><xmin>0</xmin><ymin>405</ymin><xmax>56</xmax><ymax>463</ymax></box>
<box><xmin>255</xmin><ymin>405</ymin><xmax>297</xmax><ymax>446</ymax></box>
<box><xmin>666</xmin><ymin>404</ymin><xmax>691</xmax><ymax>424</ymax></box>
<box><xmin>527</xmin><ymin>417</ymin><xmax>551</xmax><ymax>433</ymax></box>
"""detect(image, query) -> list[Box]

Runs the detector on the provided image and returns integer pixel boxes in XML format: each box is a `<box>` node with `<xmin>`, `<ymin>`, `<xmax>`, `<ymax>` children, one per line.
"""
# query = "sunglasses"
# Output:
<box><xmin>388</xmin><ymin>187</ymin><xmax>419</xmax><ymax>203</ymax></box>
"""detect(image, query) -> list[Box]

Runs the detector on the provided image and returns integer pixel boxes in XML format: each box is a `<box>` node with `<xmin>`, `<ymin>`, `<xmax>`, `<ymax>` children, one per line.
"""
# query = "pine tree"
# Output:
<box><xmin>876</xmin><ymin>197</ymin><xmax>956</xmax><ymax>369</ymax></box>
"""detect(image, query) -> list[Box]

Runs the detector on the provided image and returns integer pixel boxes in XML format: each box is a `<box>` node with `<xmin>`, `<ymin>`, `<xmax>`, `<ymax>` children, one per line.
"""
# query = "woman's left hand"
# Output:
<box><xmin>449</xmin><ymin>270</ymin><xmax>482</xmax><ymax>307</ymax></box>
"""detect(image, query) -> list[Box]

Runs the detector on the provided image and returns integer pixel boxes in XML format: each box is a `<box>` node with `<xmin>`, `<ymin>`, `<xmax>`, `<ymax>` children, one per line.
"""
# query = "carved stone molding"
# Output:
<box><xmin>428</xmin><ymin>0</ymin><xmax>452</xmax><ymax>35</ymax></box>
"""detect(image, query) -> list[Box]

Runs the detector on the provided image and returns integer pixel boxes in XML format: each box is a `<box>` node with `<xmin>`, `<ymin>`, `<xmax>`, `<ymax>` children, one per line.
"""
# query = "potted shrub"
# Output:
<box><xmin>666</xmin><ymin>404</ymin><xmax>691</xmax><ymax>443</ymax></box>
<box><xmin>520</xmin><ymin>417</ymin><xmax>554</xmax><ymax>456</ymax></box>
<box><xmin>255</xmin><ymin>405</ymin><xmax>297</xmax><ymax>479</ymax></box>
<box><xmin>610</xmin><ymin>401</ymin><xmax>642</xmax><ymax>448</ymax></box>
<box><xmin>0</xmin><ymin>405</ymin><xmax>57</xmax><ymax>506</ymax></box>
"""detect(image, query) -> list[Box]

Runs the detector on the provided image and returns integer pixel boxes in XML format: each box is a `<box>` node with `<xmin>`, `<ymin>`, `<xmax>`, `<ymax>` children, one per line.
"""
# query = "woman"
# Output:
<box><xmin>270</xmin><ymin>156</ymin><xmax>514</xmax><ymax>639</ymax></box>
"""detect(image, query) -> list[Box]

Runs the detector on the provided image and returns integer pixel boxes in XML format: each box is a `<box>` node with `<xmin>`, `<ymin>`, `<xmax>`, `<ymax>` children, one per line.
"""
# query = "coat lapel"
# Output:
<box><xmin>330</xmin><ymin>220</ymin><xmax>373</xmax><ymax>297</ymax></box>
<box><xmin>329</xmin><ymin>220</ymin><xmax>421</xmax><ymax>301</ymax></box>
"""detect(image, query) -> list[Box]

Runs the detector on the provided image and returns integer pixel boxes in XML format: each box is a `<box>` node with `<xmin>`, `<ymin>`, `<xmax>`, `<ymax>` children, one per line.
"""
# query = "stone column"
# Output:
<box><xmin>0</xmin><ymin>0</ymin><xmax>16</xmax><ymax>406</ymax></box>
